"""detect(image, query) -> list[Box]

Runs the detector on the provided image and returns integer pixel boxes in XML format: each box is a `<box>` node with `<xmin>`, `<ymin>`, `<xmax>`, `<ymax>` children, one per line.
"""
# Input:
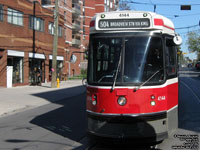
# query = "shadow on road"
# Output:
<box><xmin>178</xmin><ymin>77</ymin><xmax>200</xmax><ymax>133</ymax></box>
<box><xmin>28</xmin><ymin>85</ymin><xmax>160</xmax><ymax>149</ymax></box>
<box><xmin>30</xmin><ymin>86</ymin><xmax>87</xmax><ymax>142</ymax></box>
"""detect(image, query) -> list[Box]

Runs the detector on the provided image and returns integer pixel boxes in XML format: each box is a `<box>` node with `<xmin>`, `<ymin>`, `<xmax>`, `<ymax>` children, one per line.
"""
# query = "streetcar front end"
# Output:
<box><xmin>86</xmin><ymin>11</ymin><xmax>181</xmax><ymax>143</ymax></box>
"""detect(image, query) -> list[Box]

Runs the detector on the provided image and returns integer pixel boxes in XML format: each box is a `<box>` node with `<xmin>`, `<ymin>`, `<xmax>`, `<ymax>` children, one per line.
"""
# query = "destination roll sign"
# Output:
<box><xmin>99</xmin><ymin>19</ymin><xmax>150</xmax><ymax>29</ymax></box>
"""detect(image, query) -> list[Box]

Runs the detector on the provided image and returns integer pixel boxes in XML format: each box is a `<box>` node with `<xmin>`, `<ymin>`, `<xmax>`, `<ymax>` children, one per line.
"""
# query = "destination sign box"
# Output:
<box><xmin>98</xmin><ymin>19</ymin><xmax>150</xmax><ymax>29</ymax></box>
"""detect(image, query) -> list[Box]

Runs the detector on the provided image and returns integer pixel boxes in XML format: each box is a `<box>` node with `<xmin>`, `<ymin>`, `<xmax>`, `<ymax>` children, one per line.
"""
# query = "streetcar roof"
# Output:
<box><xmin>90</xmin><ymin>11</ymin><xmax>175</xmax><ymax>35</ymax></box>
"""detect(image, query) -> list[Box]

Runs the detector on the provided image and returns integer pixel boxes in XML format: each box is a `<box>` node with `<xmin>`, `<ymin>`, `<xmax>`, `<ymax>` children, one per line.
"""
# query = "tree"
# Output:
<box><xmin>119</xmin><ymin>1</ymin><xmax>131</xmax><ymax>10</ymax></box>
<box><xmin>187</xmin><ymin>31</ymin><xmax>200</xmax><ymax>60</ymax></box>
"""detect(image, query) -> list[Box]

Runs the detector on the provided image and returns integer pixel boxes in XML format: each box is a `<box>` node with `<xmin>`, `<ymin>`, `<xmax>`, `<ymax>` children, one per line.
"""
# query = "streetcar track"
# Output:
<box><xmin>85</xmin><ymin>142</ymin><xmax>97</xmax><ymax>150</ymax></box>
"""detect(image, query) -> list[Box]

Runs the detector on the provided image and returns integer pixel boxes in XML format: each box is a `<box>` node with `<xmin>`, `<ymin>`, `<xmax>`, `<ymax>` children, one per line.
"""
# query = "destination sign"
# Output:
<box><xmin>98</xmin><ymin>19</ymin><xmax>150</xmax><ymax>29</ymax></box>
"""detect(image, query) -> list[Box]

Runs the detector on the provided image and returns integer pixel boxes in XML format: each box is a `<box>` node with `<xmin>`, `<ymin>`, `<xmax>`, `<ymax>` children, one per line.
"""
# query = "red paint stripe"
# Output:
<box><xmin>163</xmin><ymin>25</ymin><xmax>175</xmax><ymax>31</ymax></box>
<box><xmin>154</xmin><ymin>18</ymin><xmax>174</xmax><ymax>31</ymax></box>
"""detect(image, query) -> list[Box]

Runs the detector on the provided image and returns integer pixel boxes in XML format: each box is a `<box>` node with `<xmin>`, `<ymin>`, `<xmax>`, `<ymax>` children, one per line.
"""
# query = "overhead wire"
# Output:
<box><xmin>124</xmin><ymin>1</ymin><xmax>200</xmax><ymax>6</ymax></box>
<box><xmin>175</xmin><ymin>24</ymin><xmax>199</xmax><ymax>30</ymax></box>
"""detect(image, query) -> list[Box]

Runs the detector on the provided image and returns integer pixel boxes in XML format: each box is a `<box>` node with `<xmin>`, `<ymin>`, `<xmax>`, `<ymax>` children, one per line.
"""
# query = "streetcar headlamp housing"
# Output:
<box><xmin>151</xmin><ymin>95</ymin><xmax>156</xmax><ymax>100</ymax></box>
<box><xmin>101</xmin><ymin>14</ymin><xmax>105</xmax><ymax>18</ymax></box>
<box><xmin>143</xmin><ymin>13</ymin><xmax>148</xmax><ymax>17</ymax></box>
<box><xmin>92</xmin><ymin>95</ymin><xmax>97</xmax><ymax>106</ymax></box>
<box><xmin>117</xmin><ymin>96</ymin><xmax>127</xmax><ymax>106</ymax></box>
<box><xmin>150</xmin><ymin>101</ymin><xmax>156</xmax><ymax>106</ymax></box>
<box><xmin>92</xmin><ymin>100</ymin><xmax>97</xmax><ymax>106</ymax></box>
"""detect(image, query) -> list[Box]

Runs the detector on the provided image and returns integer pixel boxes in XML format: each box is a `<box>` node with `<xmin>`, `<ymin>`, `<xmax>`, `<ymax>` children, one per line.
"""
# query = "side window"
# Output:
<box><xmin>0</xmin><ymin>5</ymin><xmax>3</xmax><ymax>21</ymax></box>
<box><xmin>166</xmin><ymin>38</ymin><xmax>177</xmax><ymax>76</ymax></box>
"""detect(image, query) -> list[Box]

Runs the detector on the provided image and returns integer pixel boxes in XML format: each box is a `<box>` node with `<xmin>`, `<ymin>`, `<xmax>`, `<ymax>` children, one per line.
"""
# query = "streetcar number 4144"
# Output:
<box><xmin>158</xmin><ymin>96</ymin><xmax>166</xmax><ymax>101</ymax></box>
<box><xmin>119</xmin><ymin>13</ymin><xmax>129</xmax><ymax>17</ymax></box>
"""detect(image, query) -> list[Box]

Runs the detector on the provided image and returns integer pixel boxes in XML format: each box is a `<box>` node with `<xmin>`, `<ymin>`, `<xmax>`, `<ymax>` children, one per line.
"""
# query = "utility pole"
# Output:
<box><xmin>31</xmin><ymin>1</ymin><xmax>36</xmax><ymax>85</ymax></box>
<box><xmin>51</xmin><ymin>0</ymin><xmax>59</xmax><ymax>88</ymax></box>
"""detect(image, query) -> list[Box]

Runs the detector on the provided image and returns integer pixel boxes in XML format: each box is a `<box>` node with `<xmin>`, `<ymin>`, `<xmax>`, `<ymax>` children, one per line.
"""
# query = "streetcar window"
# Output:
<box><xmin>88</xmin><ymin>34</ymin><xmax>164</xmax><ymax>85</ymax></box>
<box><xmin>166</xmin><ymin>39</ymin><xmax>177</xmax><ymax>76</ymax></box>
<box><xmin>88</xmin><ymin>37</ymin><xmax>122</xmax><ymax>83</ymax></box>
<box><xmin>124</xmin><ymin>37</ymin><xmax>164</xmax><ymax>83</ymax></box>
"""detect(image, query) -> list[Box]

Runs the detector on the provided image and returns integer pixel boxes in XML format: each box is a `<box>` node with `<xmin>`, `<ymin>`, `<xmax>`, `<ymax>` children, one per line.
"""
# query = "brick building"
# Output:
<box><xmin>83</xmin><ymin>0</ymin><xmax>119</xmax><ymax>43</ymax></box>
<box><xmin>0</xmin><ymin>0</ymin><xmax>119</xmax><ymax>87</ymax></box>
<box><xmin>0</xmin><ymin>0</ymin><xmax>66</xmax><ymax>87</ymax></box>
<box><xmin>41</xmin><ymin>0</ymin><xmax>85</xmax><ymax>77</ymax></box>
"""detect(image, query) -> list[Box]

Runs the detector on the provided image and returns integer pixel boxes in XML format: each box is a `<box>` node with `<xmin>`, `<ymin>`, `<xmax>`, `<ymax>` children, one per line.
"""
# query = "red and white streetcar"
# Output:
<box><xmin>86</xmin><ymin>11</ymin><xmax>182</xmax><ymax>143</ymax></box>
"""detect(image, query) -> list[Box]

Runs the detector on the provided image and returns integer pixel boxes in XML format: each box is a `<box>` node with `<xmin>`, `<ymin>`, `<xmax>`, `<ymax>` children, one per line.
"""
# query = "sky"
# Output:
<box><xmin>121</xmin><ymin>0</ymin><xmax>200</xmax><ymax>60</ymax></box>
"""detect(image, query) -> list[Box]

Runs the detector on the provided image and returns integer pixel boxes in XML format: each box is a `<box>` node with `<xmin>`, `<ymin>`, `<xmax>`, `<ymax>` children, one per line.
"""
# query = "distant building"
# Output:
<box><xmin>0</xmin><ymin>0</ymin><xmax>119</xmax><ymax>87</ymax></box>
<box><xmin>0</xmin><ymin>0</ymin><xmax>65</xmax><ymax>87</ymax></box>
<box><xmin>83</xmin><ymin>0</ymin><xmax>119</xmax><ymax>43</ymax></box>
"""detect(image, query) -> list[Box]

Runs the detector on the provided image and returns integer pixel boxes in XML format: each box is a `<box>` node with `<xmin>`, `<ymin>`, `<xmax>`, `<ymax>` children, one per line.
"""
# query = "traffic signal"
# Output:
<box><xmin>180</xmin><ymin>5</ymin><xmax>191</xmax><ymax>10</ymax></box>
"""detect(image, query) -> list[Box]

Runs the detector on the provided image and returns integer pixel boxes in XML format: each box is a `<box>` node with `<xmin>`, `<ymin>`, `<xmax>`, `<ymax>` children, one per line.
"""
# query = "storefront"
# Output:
<box><xmin>29</xmin><ymin>53</ymin><xmax>45</xmax><ymax>85</ymax></box>
<box><xmin>7</xmin><ymin>50</ymin><xmax>24</xmax><ymax>86</ymax></box>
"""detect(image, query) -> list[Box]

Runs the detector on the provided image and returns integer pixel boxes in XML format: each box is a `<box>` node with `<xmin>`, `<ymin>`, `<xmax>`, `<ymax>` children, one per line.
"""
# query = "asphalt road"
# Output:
<box><xmin>0</xmin><ymin>67</ymin><xmax>199</xmax><ymax>150</ymax></box>
<box><xmin>0</xmin><ymin>89</ymin><xmax>88</xmax><ymax>150</ymax></box>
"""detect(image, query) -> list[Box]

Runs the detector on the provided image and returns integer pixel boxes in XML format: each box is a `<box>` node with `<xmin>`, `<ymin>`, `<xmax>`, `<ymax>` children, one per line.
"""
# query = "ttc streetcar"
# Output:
<box><xmin>86</xmin><ymin>11</ymin><xmax>182</xmax><ymax>143</ymax></box>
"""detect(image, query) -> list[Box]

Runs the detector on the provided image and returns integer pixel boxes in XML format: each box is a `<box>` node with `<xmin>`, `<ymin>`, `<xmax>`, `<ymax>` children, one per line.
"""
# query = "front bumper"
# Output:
<box><xmin>87</xmin><ymin>111</ymin><xmax>168</xmax><ymax>142</ymax></box>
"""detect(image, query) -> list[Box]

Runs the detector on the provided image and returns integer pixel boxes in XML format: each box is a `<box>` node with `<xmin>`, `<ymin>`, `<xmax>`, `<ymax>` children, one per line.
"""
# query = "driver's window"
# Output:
<box><xmin>94</xmin><ymin>38</ymin><xmax>122</xmax><ymax>82</ymax></box>
<box><xmin>166</xmin><ymin>38</ymin><xmax>177</xmax><ymax>77</ymax></box>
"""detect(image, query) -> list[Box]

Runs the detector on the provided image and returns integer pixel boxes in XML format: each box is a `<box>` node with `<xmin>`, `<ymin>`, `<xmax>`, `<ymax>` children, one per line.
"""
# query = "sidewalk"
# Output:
<box><xmin>0</xmin><ymin>80</ymin><xmax>85</xmax><ymax>117</ymax></box>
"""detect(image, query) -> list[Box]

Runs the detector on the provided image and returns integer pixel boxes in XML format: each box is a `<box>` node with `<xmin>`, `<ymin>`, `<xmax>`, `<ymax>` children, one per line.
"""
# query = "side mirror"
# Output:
<box><xmin>173</xmin><ymin>35</ymin><xmax>182</xmax><ymax>46</ymax></box>
<box><xmin>82</xmin><ymin>78</ymin><xmax>87</xmax><ymax>86</ymax></box>
<box><xmin>70</xmin><ymin>54</ymin><xmax>77</xmax><ymax>64</ymax></box>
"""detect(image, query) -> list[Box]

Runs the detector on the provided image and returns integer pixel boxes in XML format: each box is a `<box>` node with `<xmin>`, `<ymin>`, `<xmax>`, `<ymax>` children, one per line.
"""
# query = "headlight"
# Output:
<box><xmin>92</xmin><ymin>94</ymin><xmax>97</xmax><ymax>106</ymax></box>
<box><xmin>117</xmin><ymin>96</ymin><xmax>127</xmax><ymax>106</ymax></box>
<box><xmin>92</xmin><ymin>100</ymin><xmax>97</xmax><ymax>106</ymax></box>
<box><xmin>150</xmin><ymin>101</ymin><xmax>156</xmax><ymax>106</ymax></box>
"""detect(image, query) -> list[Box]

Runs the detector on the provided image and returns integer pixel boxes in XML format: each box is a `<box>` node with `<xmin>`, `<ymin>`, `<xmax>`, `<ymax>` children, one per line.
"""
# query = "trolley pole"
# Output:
<box><xmin>51</xmin><ymin>0</ymin><xmax>59</xmax><ymax>88</ymax></box>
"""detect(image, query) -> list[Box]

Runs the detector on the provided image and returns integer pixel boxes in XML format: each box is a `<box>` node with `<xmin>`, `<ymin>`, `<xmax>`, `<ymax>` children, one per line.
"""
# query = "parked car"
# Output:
<box><xmin>195</xmin><ymin>62</ymin><xmax>200</xmax><ymax>70</ymax></box>
<box><xmin>188</xmin><ymin>63</ymin><xmax>193</xmax><ymax>68</ymax></box>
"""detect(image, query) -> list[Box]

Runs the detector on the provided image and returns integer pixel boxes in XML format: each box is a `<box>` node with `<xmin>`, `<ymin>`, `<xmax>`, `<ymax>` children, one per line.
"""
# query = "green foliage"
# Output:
<box><xmin>68</xmin><ymin>69</ymin><xmax>87</xmax><ymax>80</ymax></box>
<box><xmin>81</xmin><ymin>69</ymin><xmax>87</xmax><ymax>78</ymax></box>
<box><xmin>119</xmin><ymin>1</ymin><xmax>131</xmax><ymax>10</ymax></box>
<box><xmin>187</xmin><ymin>31</ymin><xmax>200</xmax><ymax>55</ymax></box>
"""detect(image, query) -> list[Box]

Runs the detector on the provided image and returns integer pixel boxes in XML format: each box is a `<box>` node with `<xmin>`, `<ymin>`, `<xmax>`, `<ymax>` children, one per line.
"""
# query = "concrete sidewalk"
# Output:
<box><xmin>0</xmin><ymin>80</ymin><xmax>85</xmax><ymax>117</ymax></box>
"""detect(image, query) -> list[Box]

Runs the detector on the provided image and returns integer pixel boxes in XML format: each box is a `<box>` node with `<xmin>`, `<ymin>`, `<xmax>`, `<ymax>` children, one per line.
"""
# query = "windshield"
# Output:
<box><xmin>88</xmin><ymin>33</ymin><xmax>164</xmax><ymax>85</ymax></box>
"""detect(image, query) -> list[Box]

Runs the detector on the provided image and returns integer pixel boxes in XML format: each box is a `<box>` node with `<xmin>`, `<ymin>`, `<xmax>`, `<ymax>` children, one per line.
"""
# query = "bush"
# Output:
<box><xmin>81</xmin><ymin>69</ymin><xmax>87</xmax><ymax>78</ymax></box>
<box><xmin>68</xmin><ymin>69</ymin><xmax>87</xmax><ymax>80</ymax></box>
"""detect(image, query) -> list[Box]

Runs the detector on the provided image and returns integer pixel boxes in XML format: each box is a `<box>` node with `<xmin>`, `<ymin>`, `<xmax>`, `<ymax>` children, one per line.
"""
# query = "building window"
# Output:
<box><xmin>48</xmin><ymin>22</ymin><xmax>54</xmax><ymax>34</ymax></box>
<box><xmin>29</xmin><ymin>16</ymin><xmax>44</xmax><ymax>32</ymax></box>
<box><xmin>7</xmin><ymin>8</ymin><xmax>23</xmax><ymax>26</ymax></box>
<box><xmin>42</xmin><ymin>0</ymin><xmax>51</xmax><ymax>5</ymax></box>
<box><xmin>107</xmin><ymin>0</ymin><xmax>110</xmax><ymax>6</ymax></box>
<box><xmin>0</xmin><ymin>5</ymin><xmax>3</xmax><ymax>21</ymax></box>
<box><xmin>110</xmin><ymin>2</ymin><xmax>113</xmax><ymax>8</ymax></box>
<box><xmin>64</xmin><ymin>11</ymin><xmax>66</xmax><ymax>20</ymax></box>
<box><xmin>48</xmin><ymin>22</ymin><xmax>63</xmax><ymax>37</ymax></box>
<box><xmin>58</xmin><ymin>26</ymin><xmax>63</xmax><ymax>37</ymax></box>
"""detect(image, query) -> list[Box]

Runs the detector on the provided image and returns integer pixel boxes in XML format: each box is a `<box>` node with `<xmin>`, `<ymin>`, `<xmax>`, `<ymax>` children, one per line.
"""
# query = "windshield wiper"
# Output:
<box><xmin>111</xmin><ymin>49</ymin><xmax>122</xmax><ymax>92</ymax></box>
<box><xmin>133</xmin><ymin>69</ymin><xmax>163</xmax><ymax>92</ymax></box>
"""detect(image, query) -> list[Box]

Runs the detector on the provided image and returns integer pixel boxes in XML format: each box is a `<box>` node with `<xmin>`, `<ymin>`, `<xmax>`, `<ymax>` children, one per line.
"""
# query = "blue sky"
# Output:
<box><xmin>121</xmin><ymin>0</ymin><xmax>200</xmax><ymax>60</ymax></box>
